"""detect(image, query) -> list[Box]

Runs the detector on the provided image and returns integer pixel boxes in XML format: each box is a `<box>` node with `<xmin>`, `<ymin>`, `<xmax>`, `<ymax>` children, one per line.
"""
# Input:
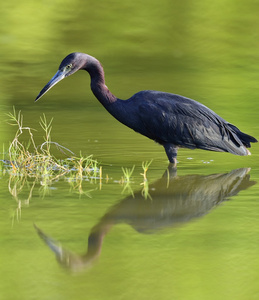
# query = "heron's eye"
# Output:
<box><xmin>65</xmin><ymin>64</ymin><xmax>72</xmax><ymax>71</ymax></box>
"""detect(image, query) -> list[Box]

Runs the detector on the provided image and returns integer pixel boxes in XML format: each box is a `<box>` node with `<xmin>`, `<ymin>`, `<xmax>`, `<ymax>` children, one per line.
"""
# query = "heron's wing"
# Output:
<box><xmin>137</xmin><ymin>94</ymin><xmax>246</xmax><ymax>154</ymax></box>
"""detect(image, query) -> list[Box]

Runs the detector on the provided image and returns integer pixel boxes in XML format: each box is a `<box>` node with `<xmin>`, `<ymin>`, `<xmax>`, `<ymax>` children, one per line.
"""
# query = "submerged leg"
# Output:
<box><xmin>163</xmin><ymin>144</ymin><xmax>178</xmax><ymax>166</ymax></box>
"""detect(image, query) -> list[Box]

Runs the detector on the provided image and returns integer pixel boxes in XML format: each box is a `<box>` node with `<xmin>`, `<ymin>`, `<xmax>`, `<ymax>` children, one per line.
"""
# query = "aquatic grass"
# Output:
<box><xmin>4</xmin><ymin>109</ymin><xmax>153</xmax><ymax>193</ymax></box>
<box><xmin>121</xmin><ymin>165</ymin><xmax>135</xmax><ymax>183</ymax></box>
<box><xmin>121</xmin><ymin>165</ymin><xmax>135</xmax><ymax>195</ymax></box>
<box><xmin>4</xmin><ymin>108</ymin><xmax>101</xmax><ymax>187</ymax></box>
<box><xmin>64</xmin><ymin>154</ymin><xmax>102</xmax><ymax>196</ymax></box>
<box><xmin>120</xmin><ymin>162</ymin><xmax>154</xmax><ymax>197</ymax></box>
<box><xmin>140</xmin><ymin>160</ymin><xmax>153</xmax><ymax>200</ymax></box>
<box><xmin>141</xmin><ymin>160</ymin><xmax>152</xmax><ymax>181</ymax></box>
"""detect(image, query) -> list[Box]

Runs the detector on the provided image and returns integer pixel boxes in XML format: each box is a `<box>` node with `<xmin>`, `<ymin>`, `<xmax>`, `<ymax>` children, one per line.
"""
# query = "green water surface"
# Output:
<box><xmin>1</xmin><ymin>1</ymin><xmax>259</xmax><ymax>300</ymax></box>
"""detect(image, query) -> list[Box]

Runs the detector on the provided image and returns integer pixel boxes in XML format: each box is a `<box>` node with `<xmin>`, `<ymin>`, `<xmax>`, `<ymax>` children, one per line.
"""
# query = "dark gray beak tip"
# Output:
<box><xmin>34</xmin><ymin>70</ymin><xmax>65</xmax><ymax>103</ymax></box>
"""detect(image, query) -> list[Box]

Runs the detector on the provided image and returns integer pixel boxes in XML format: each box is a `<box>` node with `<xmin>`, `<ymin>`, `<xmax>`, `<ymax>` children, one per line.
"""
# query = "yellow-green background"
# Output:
<box><xmin>1</xmin><ymin>1</ymin><xmax>259</xmax><ymax>299</ymax></box>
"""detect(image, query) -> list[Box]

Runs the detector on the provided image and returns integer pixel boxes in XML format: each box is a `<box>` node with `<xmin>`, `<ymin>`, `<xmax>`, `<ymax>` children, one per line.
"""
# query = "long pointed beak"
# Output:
<box><xmin>35</xmin><ymin>70</ymin><xmax>65</xmax><ymax>102</ymax></box>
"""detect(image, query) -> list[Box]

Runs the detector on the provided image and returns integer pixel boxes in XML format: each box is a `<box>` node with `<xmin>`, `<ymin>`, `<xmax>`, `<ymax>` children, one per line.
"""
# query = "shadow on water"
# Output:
<box><xmin>34</xmin><ymin>167</ymin><xmax>256</xmax><ymax>273</ymax></box>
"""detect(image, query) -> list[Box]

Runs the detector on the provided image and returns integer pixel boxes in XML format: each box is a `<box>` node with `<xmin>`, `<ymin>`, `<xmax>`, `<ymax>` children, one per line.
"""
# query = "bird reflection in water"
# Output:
<box><xmin>35</xmin><ymin>167</ymin><xmax>256</xmax><ymax>272</ymax></box>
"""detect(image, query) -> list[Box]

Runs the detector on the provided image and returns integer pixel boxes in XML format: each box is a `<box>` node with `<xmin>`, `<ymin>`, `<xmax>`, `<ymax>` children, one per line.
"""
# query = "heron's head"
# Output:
<box><xmin>35</xmin><ymin>52</ymin><xmax>87</xmax><ymax>102</ymax></box>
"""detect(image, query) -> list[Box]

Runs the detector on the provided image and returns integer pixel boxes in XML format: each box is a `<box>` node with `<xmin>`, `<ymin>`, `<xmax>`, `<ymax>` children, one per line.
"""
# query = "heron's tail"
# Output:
<box><xmin>224</xmin><ymin>124</ymin><xmax>257</xmax><ymax>156</ymax></box>
<box><xmin>228</xmin><ymin>124</ymin><xmax>257</xmax><ymax>148</ymax></box>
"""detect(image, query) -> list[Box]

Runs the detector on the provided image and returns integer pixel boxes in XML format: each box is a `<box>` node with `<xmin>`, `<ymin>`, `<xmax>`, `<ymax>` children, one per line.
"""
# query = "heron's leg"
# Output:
<box><xmin>163</xmin><ymin>144</ymin><xmax>178</xmax><ymax>166</ymax></box>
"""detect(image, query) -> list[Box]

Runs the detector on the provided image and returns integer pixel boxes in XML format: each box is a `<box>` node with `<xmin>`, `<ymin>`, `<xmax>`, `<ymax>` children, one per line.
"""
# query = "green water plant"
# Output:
<box><xmin>121</xmin><ymin>165</ymin><xmax>135</xmax><ymax>195</ymax></box>
<box><xmin>5</xmin><ymin>108</ymin><xmax>100</xmax><ymax>186</ymax></box>
<box><xmin>121</xmin><ymin>165</ymin><xmax>135</xmax><ymax>183</ymax></box>
<box><xmin>140</xmin><ymin>160</ymin><xmax>153</xmax><ymax>200</ymax></box>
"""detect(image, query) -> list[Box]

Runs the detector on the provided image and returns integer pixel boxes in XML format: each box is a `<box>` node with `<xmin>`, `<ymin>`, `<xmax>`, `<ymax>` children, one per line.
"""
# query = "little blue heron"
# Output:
<box><xmin>35</xmin><ymin>52</ymin><xmax>257</xmax><ymax>165</ymax></box>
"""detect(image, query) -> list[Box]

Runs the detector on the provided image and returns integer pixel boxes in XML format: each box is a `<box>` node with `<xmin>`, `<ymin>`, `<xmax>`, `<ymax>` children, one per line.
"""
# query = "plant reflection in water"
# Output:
<box><xmin>34</xmin><ymin>167</ymin><xmax>256</xmax><ymax>273</ymax></box>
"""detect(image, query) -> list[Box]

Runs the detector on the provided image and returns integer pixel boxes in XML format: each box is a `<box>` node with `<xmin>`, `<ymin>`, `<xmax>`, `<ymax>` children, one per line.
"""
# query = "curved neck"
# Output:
<box><xmin>83</xmin><ymin>55</ymin><xmax>117</xmax><ymax>106</ymax></box>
